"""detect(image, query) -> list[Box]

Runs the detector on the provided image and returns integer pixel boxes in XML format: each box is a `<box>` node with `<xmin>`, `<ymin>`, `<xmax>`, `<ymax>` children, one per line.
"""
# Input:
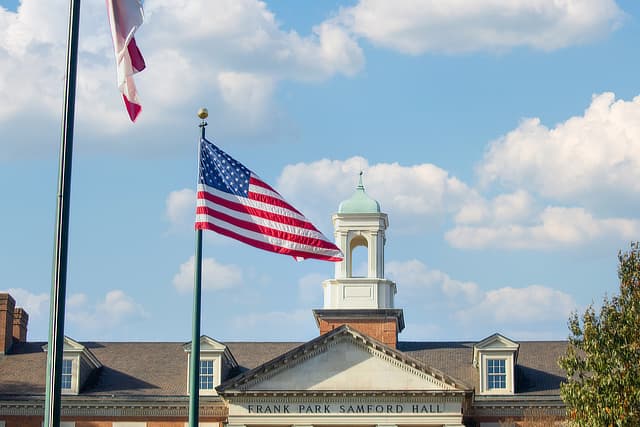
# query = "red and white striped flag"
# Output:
<box><xmin>106</xmin><ymin>0</ymin><xmax>145</xmax><ymax>121</ymax></box>
<box><xmin>195</xmin><ymin>138</ymin><xmax>343</xmax><ymax>262</ymax></box>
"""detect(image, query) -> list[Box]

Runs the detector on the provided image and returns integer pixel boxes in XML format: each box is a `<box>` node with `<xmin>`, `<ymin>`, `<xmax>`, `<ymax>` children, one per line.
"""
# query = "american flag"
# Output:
<box><xmin>195</xmin><ymin>138</ymin><xmax>343</xmax><ymax>262</ymax></box>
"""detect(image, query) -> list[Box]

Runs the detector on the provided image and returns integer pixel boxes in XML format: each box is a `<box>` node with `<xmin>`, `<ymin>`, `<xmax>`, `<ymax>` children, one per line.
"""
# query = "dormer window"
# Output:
<box><xmin>41</xmin><ymin>336</ymin><xmax>102</xmax><ymax>395</ymax></box>
<box><xmin>486</xmin><ymin>358</ymin><xmax>506</xmax><ymax>390</ymax></box>
<box><xmin>473</xmin><ymin>333</ymin><xmax>519</xmax><ymax>395</ymax></box>
<box><xmin>200</xmin><ymin>359</ymin><xmax>215</xmax><ymax>390</ymax></box>
<box><xmin>184</xmin><ymin>335</ymin><xmax>238</xmax><ymax>396</ymax></box>
<box><xmin>61</xmin><ymin>359</ymin><xmax>73</xmax><ymax>389</ymax></box>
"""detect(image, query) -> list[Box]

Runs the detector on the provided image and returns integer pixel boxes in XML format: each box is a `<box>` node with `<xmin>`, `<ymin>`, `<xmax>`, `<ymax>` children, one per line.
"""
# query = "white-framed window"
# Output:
<box><xmin>200</xmin><ymin>359</ymin><xmax>215</xmax><ymax>390</ymax></box>
<box><xmin>61</xmin><ymin>358</ymin><xmax>73</xmax><ymax>389</ymax></box>
<box><xmin>487</xmin><ymin>358</ymin><xmax>506</xmax><ymax>390</ymax></box>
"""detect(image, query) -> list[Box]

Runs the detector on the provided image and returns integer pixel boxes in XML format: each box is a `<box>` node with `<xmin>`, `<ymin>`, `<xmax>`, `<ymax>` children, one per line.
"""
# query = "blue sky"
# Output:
<box><xmin>1</xmin><ymin>0</ymin><xmax>639</xmax><ymax>343</ymax></box>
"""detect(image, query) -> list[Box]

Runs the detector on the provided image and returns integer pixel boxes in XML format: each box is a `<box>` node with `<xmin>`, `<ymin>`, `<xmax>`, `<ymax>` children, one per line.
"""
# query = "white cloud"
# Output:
<box><xmin>455</xmin><ymin>190</ymin><xmax>534</xmax><ymax>225</ymax></box>
<box><xmin>277</xmin><ymin>157</ymin><xmax>476</xmax><ymax>234</ymax></box>
<box><xmin>478</xmin><ymin>93</ymin><xmax>640</xmax><ymax>206</ymax></box>
<box><xmin>2</xmin><ymin>288</ymin><xmax>49</xmax><ymax>317</ymax></box>
<box><xmin>387</xmin><ymin>259</ymin><xmax>480</xmax><ymax>302</ymax></box>
<box><xmin>165</xmin><ymin>188</ymin><xmax>196</xmax><ymax>228</ymax></box>
<box><xmin>0</xmin><ymin>0</ymin><xmax>364</xmax><ymax>156</ymax></box>
<box><xmin>173</xmin><ymin>256</ymin><xmax>243</xmax><ymax>292</ymax></box>
<box><xmin>447</xmin><ymin>206</ymin><xmax>640</xmax><ymax>249</ymax></box>
<box><xmin>386</xmin><ymin>260</ymin><xmax>576</xmax><ymax>339</ymax></box>
<box><xmin>67</xmin><ymin>293</ymin><xmax>88</xmax><ymax>309</ymax></box>
<box><xmin>456</xmin><ymin>285</ymin><xmax>576</xmax><ymax>325</ymax></box>
<box><xmin>217</xmin><ymin>71</ymin><xmax>275</xmax><ymax>125</ymax></box>
<box><xmin>67</xmin><ymin>290</ymin><xmax>148</xmax><ymax>333</ymax></box>
<box><xmin>337</xmin><ymin>0</ymin><xmax>624</xmax><ymax>54</ymax></box>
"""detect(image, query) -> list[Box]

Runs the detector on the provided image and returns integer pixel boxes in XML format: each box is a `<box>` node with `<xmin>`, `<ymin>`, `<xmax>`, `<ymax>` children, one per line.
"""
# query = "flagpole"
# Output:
<box><xmin>189</xmin><ymin>108</ymin><xmax>208</xmax><ymax>427</ymax></box>
<box><xmin>43</xmin><ymin>0</ymin><xmax>81</xmax><ymax>426</ymax></box>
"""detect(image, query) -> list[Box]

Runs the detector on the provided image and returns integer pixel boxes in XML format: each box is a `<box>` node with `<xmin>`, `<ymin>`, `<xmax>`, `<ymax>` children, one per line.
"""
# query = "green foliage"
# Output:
<box><xmin>559</xmin><ymin>242</ymin><xmax>640</xmax><ymax>426</ymax></box>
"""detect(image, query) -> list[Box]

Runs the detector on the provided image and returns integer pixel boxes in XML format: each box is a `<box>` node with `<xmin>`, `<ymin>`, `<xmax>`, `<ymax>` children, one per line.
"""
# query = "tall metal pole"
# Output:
<box><xmin>189</xmin><ymin>108</ymin><xmax>208</xmax><ymax>427</ymax></box>
<box><xmin>44</xmin><ymin>0</ymin><xmax>81</xmax><ymax>426</ymax></box>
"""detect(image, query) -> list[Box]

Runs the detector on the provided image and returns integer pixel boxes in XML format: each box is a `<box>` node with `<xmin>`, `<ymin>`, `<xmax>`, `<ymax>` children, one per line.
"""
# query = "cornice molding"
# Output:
<box><xmin>0</xmin><ymin>397</ymin><xmax>228</xmax><ymax>418</ymax></box>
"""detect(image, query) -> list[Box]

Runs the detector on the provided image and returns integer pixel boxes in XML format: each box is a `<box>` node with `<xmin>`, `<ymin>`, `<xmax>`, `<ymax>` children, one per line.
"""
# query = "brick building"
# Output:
<box><xmin>0</xmin><ymin>180</ymin><xmax>567</xmax><ymax>426</ymax></box>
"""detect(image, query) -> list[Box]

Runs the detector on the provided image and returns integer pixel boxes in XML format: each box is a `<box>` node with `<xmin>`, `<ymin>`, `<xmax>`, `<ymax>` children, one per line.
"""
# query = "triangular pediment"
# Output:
<box><xmin>183</xmin><ymin>335</ymin><xmax>238</xmax><ymax>368</ymax></box>
<box><xmin>473</xmin><ymin>333</ymin><xmax>519</xmax><ymax>365</ymax></box>
<box><xmin>475</xmin><ymin>333</ymin><xmax>519</xmax><ymax>351</ymax></box>
<box><xmin>41</xmin><ymin>336</ymin><xmax>101</xmax><ymax>369</ymax></box>
<box><xmin>183</xmin><ymin>335</ymin><xmax>227</xmax><ymax>353</ymax></box>
<box><xmin>219</xmin><ymin>326</ymin><xmax>468</xmax><ymax>393</ymax></box>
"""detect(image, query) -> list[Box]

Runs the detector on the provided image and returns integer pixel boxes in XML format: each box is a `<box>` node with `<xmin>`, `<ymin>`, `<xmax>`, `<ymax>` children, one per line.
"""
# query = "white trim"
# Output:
<box><xmin>61</xmin><ymin>356</ymin><xmax>79</xmax><ymax>395</ymax></box>
<box><xmin>186</xmin><ymin>353</ymin><xmax>220</xmax><ymax>396</ymax></box>
<box><xmin>478</xmin><ymin>353</ymin><xmax>515</xmax><ymax>395</ymax></box>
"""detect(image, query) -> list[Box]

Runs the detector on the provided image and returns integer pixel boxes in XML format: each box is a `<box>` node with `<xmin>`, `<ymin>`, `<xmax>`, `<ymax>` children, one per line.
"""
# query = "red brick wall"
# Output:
<box><xmin>318</xmin><ymin>317</ymin><xmax>398</xmax><ymax>347</ymax></box>
<box><xmin>12</xmin><ymin>307</ymin><xmax>28</xmax><ymax>342</ymax></box>
<box><xmin>75</xmin><ymin>422</ymin><xmax>113</xmax><ymax>427</ymax></box>
<box><xmin>147</xmin><ymin>422</ymin><xmax>188</xmax><ymax>427</ymax></box>
<box><xmin>4</xmin><ymin>415</ymin><xmax>41</xmax><ymax>427</ymax></box>
<box><xmin>0</xmin><ymin>293</ymin><xmax>15</xmax><ymax>354</ymax></box>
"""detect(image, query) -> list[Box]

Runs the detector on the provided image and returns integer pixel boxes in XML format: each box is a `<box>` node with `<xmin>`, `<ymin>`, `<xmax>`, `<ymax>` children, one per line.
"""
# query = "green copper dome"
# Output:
<box><xmin>338</xmin><ymin>172</ymin><xmax>380</xmax><ymax>213</ymax></box>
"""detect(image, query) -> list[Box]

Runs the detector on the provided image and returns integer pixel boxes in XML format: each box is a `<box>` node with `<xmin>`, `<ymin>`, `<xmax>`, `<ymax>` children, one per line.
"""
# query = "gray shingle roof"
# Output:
<box><xmin>0</xmin><ymin>338</ymin><xmax>567</xmax><ymax>397</ymax></box>
<box><xmin>399</xmin><ymin>340</ymin><xmax>568</xmax><ymax>395</ymax></box>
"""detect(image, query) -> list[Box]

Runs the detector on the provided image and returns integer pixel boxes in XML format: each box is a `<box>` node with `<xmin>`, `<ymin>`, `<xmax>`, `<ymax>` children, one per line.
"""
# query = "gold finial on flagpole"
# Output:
<box><xmin>197</xmin><ymin>107</ymin><xmax>208</xmax><ymax>119</ymax></box>
<box><xmin>198</xmin><ymin>107</ymin><xmax>208</xmax><ymax>129</ymax></box>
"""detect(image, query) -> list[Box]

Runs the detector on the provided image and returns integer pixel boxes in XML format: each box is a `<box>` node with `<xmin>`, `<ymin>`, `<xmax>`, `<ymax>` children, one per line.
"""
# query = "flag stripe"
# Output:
<box><xmin>195</xmin><ymin>207</ymin><xmax>340</xmax><ymax>255</ymax></box>
<box><xmin>122</xmin><ymin>93</ymin><xmax>141</xmax><ymax>122</ymax></box>
<box><xmin>127</xmin><ymin>37</ymin><xmax>146</xmax><ymax>72</ymax></box>
<box><xmin>196</xmin><ymin>221</ymin><xmax>342</xmax><ymax>261</ymax></box>
<box><xmin>248</xmin><ymin>177</ymin><xmax>303</xmax><ymax>216</ymax></box>
<box><xmin>249</xmin><ymin>177</ymin><xmax>304</xmax><ymax>216</ymax></box>
<box><xmin>195</xmin><ymin>206</ymin><xmax>339</xmax><ymax>250</ymax></box>
<box><xmin>198</xmin><ymin>183</ymin><xmax>311</xmax><ymax>224</ymax></box>
<box><xmin>197</xmin><ymin>188</ymin><xmax>317</xmax><ymax>231</ymax></box>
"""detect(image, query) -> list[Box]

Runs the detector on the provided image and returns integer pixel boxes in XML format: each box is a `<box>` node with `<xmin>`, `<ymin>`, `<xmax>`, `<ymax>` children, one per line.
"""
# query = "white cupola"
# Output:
<box><xmin>314</xmin><ymin>173</ymin><xmax>404</xmax><ymax>347</ymax></box>
<box><xmin>322</xmin><ymin>172</ymin><xmax>397</xmax><ymax>310</ymax></box>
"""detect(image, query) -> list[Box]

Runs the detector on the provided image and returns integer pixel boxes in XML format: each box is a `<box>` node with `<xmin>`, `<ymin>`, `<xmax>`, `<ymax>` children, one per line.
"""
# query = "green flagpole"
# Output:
<box><xmin>44</xmin><ymin>0</ymin><xmax>81</xmax><ymax>426</ymax></box>
<box><xmin>189</xmin><ymin>108</ymin><xmax>208</xmax><ymax>427</ymax></box>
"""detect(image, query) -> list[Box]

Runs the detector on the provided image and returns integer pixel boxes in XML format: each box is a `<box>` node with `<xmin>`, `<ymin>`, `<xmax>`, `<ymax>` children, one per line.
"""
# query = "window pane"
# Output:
<box><xmin>61</xmin><ymin>359</ymin><xmax>72</xmax><ymax>389</ymax></box>
<box><xmin>199</xmin><ymin>359</ymin><xmax>214</xmax><ymax>390</ymax></box>
<box><xmin>487</xmin><ymin>359</ymin><xmax>506</xmax><ymax>390</ymax></box>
